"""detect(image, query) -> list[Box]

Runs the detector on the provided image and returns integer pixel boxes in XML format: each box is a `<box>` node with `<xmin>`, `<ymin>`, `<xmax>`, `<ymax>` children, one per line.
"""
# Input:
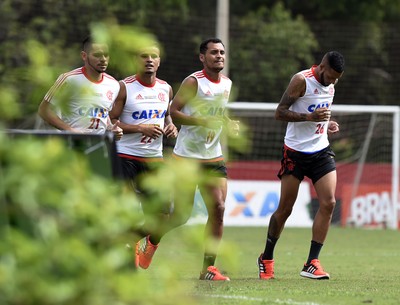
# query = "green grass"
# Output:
<box><xmin>143</xmin><ymin>225</ymin><xmax>400</xmax><ymax>305</ymax></box>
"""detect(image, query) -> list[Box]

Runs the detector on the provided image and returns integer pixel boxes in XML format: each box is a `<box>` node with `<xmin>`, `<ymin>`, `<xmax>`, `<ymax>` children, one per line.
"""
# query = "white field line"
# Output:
<box><xmin>195</xmin><ymin>294</ymin><xmax>323</xmax><ymax>305</ymax></box>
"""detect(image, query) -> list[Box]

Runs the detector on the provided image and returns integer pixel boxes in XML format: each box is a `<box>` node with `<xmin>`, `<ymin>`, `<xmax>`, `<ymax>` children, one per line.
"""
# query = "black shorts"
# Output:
<box><xmin>173</xmin><ymin>154</ymin><xmax>228</xmax><ymax>178</ymax></box>
<box><xmin>201</xmin><ymin>160</ymin><xmax>228</xmax><ymax>178</ymax></box>
<box><xmin>277</xmin><ymin>145</ymin><xmax>336</xmax><ymax>184</ymax></box>
<box><xmin>119</xmin><ymin>155</ymin><xmax>163</xmax><ymax>193</ymax></box>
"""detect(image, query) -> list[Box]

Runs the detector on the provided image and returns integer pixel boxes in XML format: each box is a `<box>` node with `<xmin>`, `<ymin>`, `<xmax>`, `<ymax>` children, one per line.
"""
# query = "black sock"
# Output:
<box><xmin>262</xmin><ymin>234</ymin><xmax>278</xmax><ymax>260</ymax></box>
<box><xmin>307</xmin><ymin>240</ymin><xmax>323</xmax><ymax>264</ymax></box>
<box><xmin>202</xmin><ymin>254</ymin><xmax>216</xmax><ymax>272</ymax></box>
<box><xmin>148</xmin><ymin>234</ymin><xmax>161</xmax><ymax>245</ymax></box>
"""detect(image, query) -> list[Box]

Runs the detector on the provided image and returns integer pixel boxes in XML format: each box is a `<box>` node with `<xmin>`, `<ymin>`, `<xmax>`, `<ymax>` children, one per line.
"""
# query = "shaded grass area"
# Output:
<box><xmin>144</xmin><ymin>225</ymin><xmax>400</xmax><ymax>305</ymax></box>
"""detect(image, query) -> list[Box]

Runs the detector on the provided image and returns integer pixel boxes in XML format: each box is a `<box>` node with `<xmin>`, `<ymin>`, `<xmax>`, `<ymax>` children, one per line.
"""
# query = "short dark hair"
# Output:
<box><xmin>82</xmin><ymin>35</ymin><xmax>92</xmax><ymax>52</ymax></box>
<box><xmin>199</xmin><ymin>38</ymin><xmax>224</xmax><ymax>54</ymax></box>
<box><xmin>327</xmin><ymin>51</ymin><xmax>345</xmax><ymax>73</ymax></box>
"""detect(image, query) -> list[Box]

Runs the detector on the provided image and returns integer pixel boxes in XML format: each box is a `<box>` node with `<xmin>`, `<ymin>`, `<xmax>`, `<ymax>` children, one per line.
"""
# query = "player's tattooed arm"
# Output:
<box><xmin>275</xmin><ymin>73</ymin><xmax>309</xmax><ymax>122</ymax></box>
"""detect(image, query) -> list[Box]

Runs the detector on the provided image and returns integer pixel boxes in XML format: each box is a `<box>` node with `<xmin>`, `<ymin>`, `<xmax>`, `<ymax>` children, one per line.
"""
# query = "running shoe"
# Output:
<box><xmin>136</xmin><ymin>235</ymin><xmax>158</xmax><ymax>269</ymax></box>
<box><xmin>300</xmin><ymin>259</ymin><xmax>330</xmax><ymax>280</ymax></box>
<box><xmin>257</xmin><ymin>254</ymin><xmax>275</xmax><ymax>280</ymax></box>
<box><xmin>199</xmin><ymin>266</ymin><xmax>230</xmax><ymax>281</ymax></box>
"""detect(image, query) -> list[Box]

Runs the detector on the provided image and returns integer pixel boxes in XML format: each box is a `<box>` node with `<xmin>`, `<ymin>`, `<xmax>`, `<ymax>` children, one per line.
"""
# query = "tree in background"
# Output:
<box><xmin>1</xmin><ymin>0</ymin><xmax>400</xmax><ymax>128</ymax></box>
<box><xmin>229</xmin><ymin>3</ymin><xmax>317</xmax><ymax>103</ymax></box>
<box><xmin>0</xmin><ymin>0</ymin><xmax>190</xmax><ymax>128</ymax></box>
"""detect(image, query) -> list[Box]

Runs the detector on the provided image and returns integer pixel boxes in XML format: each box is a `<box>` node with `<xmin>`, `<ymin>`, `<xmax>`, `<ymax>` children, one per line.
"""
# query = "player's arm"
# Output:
<box><xmin>170</xmin><ymin>76</ymin><xmax>199</xmax><ymax>125</ymax></box>
<box><xmin>275</xmin><ymin>74</ymin><xmax>307</xmax><ymax>122</ymax></box>
<box><xmin>275</xmin><ymin>74</ymin><xmax>330</xmax><ymax>122</ymax></box>
<box><xmin>38</xmin><ymin>99</ymin><xmax>75</xmax><ymax>131</ymax></box>
<box><xmin>163</xmin><ymin>85</ymin><xmax>178</xmax><ymax>138</ymax></box>
<box><xmin>38</xmin><ymin>75</ymin><xmax>81</xmax><ymax>132</ymax></box>
<box><xmin>170</xmin><ymin>76</ymin><xmax>221</xmax><ymax>129</ymax></box>
<box><xmin>109</xmin><ymin>81</ymin><xmax>126</xmax><ymax>124</ymax></box>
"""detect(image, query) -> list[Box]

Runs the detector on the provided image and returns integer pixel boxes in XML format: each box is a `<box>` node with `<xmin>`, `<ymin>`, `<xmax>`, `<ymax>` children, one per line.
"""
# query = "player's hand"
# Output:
<box><xmin>140</xmin><ymin>124</ymin><xmax>164</xmax><ymax>139</ymax></box>
<box><xmin>311</xmin><ymin>107</ymin><xmax>331</xmax><ymax>122</ymax></box>
<box><xmin>68</xmin><ymin>127</ymin><xmax>84</xmax><ymax>133</ymax></box>
<box><xmin>109</xmin><ymin>120</ymin><xmax>123</xmax><ymax>141</ymax></box>
<box><xmin>328</xmin><ymin>120</ymin><xmax>339</xmax><ymax>135</ymax></box>
<box><xmin>163</xmin><ymin>123</ymin><xmax>178</xmax><ymax>139</ymax></box>
<box><xmin>227</xmin><ymin>119</ymin><xmax>240</xmax><ymax>136</ymax></box>
<box><xmin>202</xmin><ymin>117</ymin><xmax>224</xmax><ymax>129</ymax></box>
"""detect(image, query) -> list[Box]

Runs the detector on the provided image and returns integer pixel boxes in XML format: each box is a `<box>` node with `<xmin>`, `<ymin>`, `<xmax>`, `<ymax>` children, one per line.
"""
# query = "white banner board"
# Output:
<box><xmin>189</xmin><ymin>180</ymin><xmax>313</xmax><ymax>227</ymax></box>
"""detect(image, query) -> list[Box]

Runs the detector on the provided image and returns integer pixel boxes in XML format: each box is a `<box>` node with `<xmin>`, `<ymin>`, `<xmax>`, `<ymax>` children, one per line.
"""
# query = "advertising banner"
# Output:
<box><xmin>189</xmin><ymin>180</ymin><xmax>313</xmax><ymax>227</ymax></box>
<box><xmin>341</xmin><ymin>184</ymin><xmax>394</xmax><ymax>228</ymax></box>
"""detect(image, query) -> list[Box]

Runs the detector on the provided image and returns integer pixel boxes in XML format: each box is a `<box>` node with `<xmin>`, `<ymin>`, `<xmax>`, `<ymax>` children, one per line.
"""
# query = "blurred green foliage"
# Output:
<box><xmin>0</xmin><ymin>16</ymin><xmax>215</xmax><ymax>304</ymax></box>
<box><xmin>91</xmin><ymin>22</ymin><xmax>162</xmax><ymax>77</ymax></box>
<box><xmin>0</xmin><ymin>20</ymin><xmax>245</xmax><ymax>304</ymax></box>
<box><xmin>0</xmin><ymin>132</ymin><xmax>206</xmax><ymax>305</ymax></box>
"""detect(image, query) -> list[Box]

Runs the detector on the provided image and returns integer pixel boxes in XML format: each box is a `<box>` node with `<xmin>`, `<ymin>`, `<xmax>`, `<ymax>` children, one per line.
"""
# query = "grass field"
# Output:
<box><xmin>141</xmin><ymin>225</ymin><xmax>400</xmax><ymax>305</ymax></box>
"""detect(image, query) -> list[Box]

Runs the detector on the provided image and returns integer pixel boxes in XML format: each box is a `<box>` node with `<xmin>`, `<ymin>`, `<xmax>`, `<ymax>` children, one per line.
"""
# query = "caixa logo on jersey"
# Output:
<box><xmin>199</xmin><ymin>106</ymin><xmax>226</xmax><ymax>116</ymax></box>
<box><xmin>229</xmin><ymin>191</ymin><xmax>279</xmax><ymax>217</ymax></box>
<box><xmin>131</xmin><ymin>109</ymin><xmax>167</xmax><ymax>120</ymax></box>
<box><xmin>78</xmin><ymin>107</ymin><xmax>108</xmax><ymax>118</ymax></box>
<box><xmin>307</xmin><ymin>102</ymin><xmax>331</xmax><ymax>112</ymax></box>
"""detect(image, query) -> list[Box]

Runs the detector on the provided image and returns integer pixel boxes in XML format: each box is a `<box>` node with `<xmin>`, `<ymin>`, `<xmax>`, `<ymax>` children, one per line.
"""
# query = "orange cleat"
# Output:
<box><xmin>257</xmin><ymin>254</ymin><xmax>275</xmax><ymax>280</ymax></box>
<box><xmin>300</xmin><ymin>259</ymin><xmax>330</xmax><ymax>280</ymax></box>
<box><xmin>136</xmin><ymin>235</ymin><xmax>158</xmax><ymax>269</ymax></box>
<box><xmin>199</xmin><ymin>266</ymin><xmax>230</xmax><ymax>281</ymax></box>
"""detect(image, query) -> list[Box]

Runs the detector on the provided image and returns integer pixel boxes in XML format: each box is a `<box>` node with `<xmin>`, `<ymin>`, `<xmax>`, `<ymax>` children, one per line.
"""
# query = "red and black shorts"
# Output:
<box><xmin>277</xmin><ymin>145</ymin><xmax>336</xmax><ymax>184</ymax></box>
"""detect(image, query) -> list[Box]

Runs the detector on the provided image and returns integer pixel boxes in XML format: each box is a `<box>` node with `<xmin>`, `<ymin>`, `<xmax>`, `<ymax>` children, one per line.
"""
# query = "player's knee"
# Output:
<box><xmin>214</xmin><ymin>200</ymin><xmax>225</xmax><ymax>219</ymax></box>
<box><xmin>321</xmin><ymin>198</ymin><xmax>336</xmax><ymax>215</ymax></box>
<box><xmin>275</xmin><ymin>204</ymin><xmax>293</xmax><ymax>219</ymax></box>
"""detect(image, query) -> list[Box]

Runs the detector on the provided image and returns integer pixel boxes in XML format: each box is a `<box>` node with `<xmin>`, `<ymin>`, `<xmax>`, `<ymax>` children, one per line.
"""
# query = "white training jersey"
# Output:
<box><xmin>284</xmin><ymin>65</ymin><xmax>336</xmax><ymax>153</ymax></box>
<box><xmin>44</xmin><ymin>67</ymin><xmax>120</xmax><ymax>134</ymax></box>
<box><xmin>173</xmin><ymin>69</ymin><xmax>232</xmax><ymax>160</ymax></box>
<box><xmin>116</xmin><ymin>75</ymin><xmax>171</xmax><ymax>158</ymax></box>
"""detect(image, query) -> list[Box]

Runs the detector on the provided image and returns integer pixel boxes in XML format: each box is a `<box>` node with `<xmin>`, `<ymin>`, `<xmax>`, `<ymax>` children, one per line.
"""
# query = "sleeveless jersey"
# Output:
<box><xmin>44</xmin><ymin>67</ymin><xmax>119</xmax><ymax>134</ymax></box>
<box><xmin>284</xmin><ymin>65</ymin><xmax>336</xmax><ymax>153</ymax></box>
<box><xmin>116</xmin><ymin>75</ymin><xmax>171</xmax><ymax>158</ymax></box>
<box><xmin>173</xmin><ymin>69</ymin><xmax>232</xmax><ymax>160</ymax></box>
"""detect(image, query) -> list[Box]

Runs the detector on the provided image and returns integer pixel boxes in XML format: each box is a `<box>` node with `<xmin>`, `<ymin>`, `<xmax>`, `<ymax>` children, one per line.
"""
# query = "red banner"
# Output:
<box><xmin>341</xmin><ymin>184</ymin><xmax>394</xmax><ymax>228</ymax></box>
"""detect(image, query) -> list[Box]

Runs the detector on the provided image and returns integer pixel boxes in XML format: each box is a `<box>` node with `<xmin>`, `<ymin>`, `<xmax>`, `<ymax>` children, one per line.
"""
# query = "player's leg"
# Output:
<box><xmin>258</xmin><ymin>174</ymin><xmax>300</xmax><ymax>279</ymax></box>
<box><xmin>268</xmin><ymin>174</ymin><xmax>301</xmax><ymax>239</ymax></box>
<box><xmin>166</xmin><ymin>180</ymin><xmax>198</xmax><ymax>231</ymax></box>
<box><xmin>118</xmin><ymin>157</ymin><xmax>150</xmax><ymax>239</ymax></box>
<box><xmin>128</xmin><ymin>160</ymin><xmax>169</xmax><ymax>269</ymax></box>
<box><xmin>135</xmin><ymin>179</ymin><xmax>198</xmax><ymax>270</ymax></box>
<box><xmin>130</xmin><ymin>181</ymin><xmax>162</xmax><ymax>269</ymax></box>
<box><xmin>198</xmin><ymin>177</ymin><xmax>230</xmax><ymax>281</ymax></box>
<box><xmin>312</xmin><ymin>170</ymin><xmax>337</xmax><ymax>243</ymax></box>
<box><xmin>300</xmin><ymin>167</ymin><xmax>336</xmax><ymax>280</ymax></box>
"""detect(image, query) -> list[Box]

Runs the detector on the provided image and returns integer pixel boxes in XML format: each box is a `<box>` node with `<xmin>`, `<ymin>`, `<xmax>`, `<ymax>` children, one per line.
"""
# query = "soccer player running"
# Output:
<box><xmin>258</xmin><ymin>51</ymin><xmax>345</xmax><ymax>280</ymax></box>
<box><xmin>109</xmin><ymin>43</ymin><xmax>177</xmax><ymax>269</ymax></box>
<box><xmin>38</xmin><ymin>36</ymin><xmax>122</xmax><ymax>139</ymax></box>
<box><xmin>169</xmin><ymin>38</ymin><xmax>239</xmax><ymax>281</ymax></box>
